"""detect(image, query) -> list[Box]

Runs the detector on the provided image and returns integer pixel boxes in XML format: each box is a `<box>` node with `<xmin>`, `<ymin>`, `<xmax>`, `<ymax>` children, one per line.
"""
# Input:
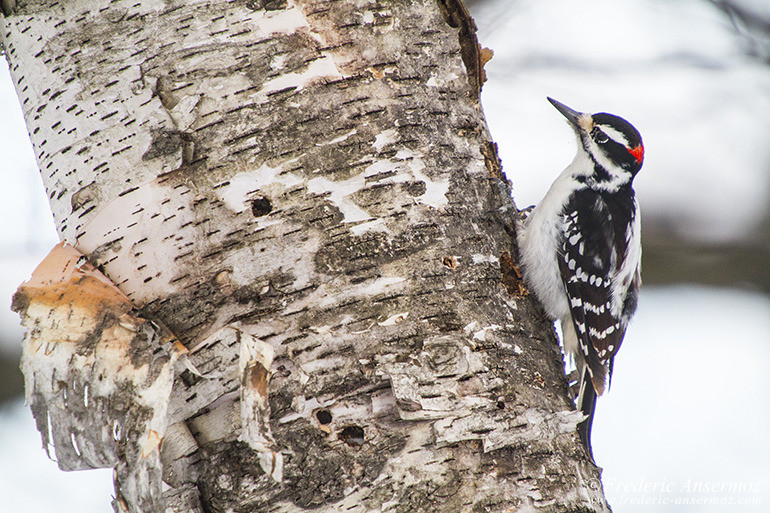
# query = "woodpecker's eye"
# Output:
<box><xmin>595</xmin><ymin>131</ymin><xmax>609</xmax><ymax>144</ymax></box>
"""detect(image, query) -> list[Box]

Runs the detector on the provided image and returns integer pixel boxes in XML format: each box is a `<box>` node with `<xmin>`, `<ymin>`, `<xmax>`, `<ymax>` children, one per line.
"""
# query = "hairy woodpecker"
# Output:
<box><xmin>516</xmin><ymin>97</ymin><xmax>644</xmax><ymax>462</ymax></box>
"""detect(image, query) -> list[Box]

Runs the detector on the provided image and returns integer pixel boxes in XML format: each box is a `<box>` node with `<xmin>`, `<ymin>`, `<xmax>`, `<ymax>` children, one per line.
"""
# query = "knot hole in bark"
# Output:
<box><xmin>442</xmin><ymin>256</ymin><xmax>457</xmax><ymax>269</ymax></box>
<box><xmin>250</xmin><ymin>196</ymin><xmax>272</xmax><ymax>217</ymax></box>
<box><xmin>338</xmin><ymin>426</ymin><xmax>365</xmax><ymax>447</ymax></box>
<box><xmin>315</xmin><ymin>409</ymin><xmax>332</xmax><ymax>425</ymax></box>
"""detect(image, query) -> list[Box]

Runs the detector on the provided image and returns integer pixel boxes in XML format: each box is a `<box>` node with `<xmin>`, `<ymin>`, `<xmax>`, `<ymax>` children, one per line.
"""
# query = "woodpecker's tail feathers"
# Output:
<box><xmin>607</xmin><ymin>356</ymin><xmax>616</xmax><ymax>391</ymax></box>
<box><xmin>577</xmin><ymin>366</ymin><xmax>598</xmax><ymax>463</ymax></box>
<box><xmin>585</xmin><ymin>347</ymin><xmax>608</xmax><ymax>397</ymax></box>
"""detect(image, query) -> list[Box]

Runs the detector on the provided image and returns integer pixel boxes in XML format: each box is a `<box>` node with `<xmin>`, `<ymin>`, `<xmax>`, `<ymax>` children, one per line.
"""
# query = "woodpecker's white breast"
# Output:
<box><xmin>516</xmin><ymin>151</ymin><xmax>592</xmax><ymax>321</ymax></box>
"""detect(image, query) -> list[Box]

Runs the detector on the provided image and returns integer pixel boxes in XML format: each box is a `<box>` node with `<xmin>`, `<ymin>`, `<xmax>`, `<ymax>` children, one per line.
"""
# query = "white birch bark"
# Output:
<box><xmin>3</xmin><ymin>0</ymin><xmax>612</xmax><ymax>511</ymax></box>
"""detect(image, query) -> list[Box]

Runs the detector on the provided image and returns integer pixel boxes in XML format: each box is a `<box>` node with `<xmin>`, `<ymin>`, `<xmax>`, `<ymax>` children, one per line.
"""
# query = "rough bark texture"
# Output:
<box><xmin>4</xmin><ymin>0</ymin><xmax>611</xmax><ymax>512</ymax></box>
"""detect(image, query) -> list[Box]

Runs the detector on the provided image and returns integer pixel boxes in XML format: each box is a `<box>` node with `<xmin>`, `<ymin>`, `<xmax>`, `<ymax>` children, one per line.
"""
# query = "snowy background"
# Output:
<box><xmin>1</xmin><ymin>0</ymin><xmax>769</xmax><ymax>511</ymax></box>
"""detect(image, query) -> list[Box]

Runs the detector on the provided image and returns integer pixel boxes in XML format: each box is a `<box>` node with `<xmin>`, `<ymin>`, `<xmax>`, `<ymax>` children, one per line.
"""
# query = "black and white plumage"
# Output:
<box><xmin>517</xmin><ymin>98</ymin><xmax>644</xmax><ymax>462</ymax></box>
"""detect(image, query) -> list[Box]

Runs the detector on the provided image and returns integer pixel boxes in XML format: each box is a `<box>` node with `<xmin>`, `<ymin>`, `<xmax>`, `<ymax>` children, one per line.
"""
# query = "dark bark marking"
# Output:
<box><xmin>246</xmin><ymin>0</ymin><xmax>287</xmax><ymax>12</ymax></box>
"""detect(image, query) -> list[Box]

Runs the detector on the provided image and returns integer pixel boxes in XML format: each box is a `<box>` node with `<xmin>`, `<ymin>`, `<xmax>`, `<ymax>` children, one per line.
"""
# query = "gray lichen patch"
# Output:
<box><xmin>142</xmin><ymin>128</ymin><xmax>189</xmax><ymax>161</ymax></box>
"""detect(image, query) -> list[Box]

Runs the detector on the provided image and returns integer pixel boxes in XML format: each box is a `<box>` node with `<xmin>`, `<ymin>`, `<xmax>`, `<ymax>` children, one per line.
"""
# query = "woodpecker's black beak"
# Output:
<box><xmin>547</xmin><ymin>97</ymin><xmax>584</xmax><ymax>130</ymax></box>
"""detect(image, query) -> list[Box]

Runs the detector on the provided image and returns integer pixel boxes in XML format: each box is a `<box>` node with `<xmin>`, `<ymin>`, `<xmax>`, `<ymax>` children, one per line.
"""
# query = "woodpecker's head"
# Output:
<box><xmin>548</xmin><ymin>97</ymin><xmax>644</xmax><ymax>180</ymax></box>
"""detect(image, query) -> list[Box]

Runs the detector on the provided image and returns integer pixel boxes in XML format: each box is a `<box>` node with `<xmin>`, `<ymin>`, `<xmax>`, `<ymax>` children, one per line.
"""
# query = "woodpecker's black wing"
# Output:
<box><xmin>558</xmin><ymin>188</ymin><xmax>633</xmax><ymax>395</ymax></box>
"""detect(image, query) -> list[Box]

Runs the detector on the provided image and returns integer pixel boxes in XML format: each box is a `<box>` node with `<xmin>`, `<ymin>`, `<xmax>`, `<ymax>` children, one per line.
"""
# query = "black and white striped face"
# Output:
<box><xmin>589</xmin><ymin>113</ymin><xmax>644</xmax><ymax>173</ymax></box>
<box><xmin>547</xmin><ymin>98</ymin><xmax>644</xmax><ymax>175</ymax></box>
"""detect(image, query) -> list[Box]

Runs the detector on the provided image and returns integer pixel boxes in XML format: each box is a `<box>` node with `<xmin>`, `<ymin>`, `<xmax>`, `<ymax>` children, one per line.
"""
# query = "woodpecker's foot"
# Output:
<box><xmin>518</xmin><ymin>205</ymin><xmax>535</xmax><ymax>221</ymax></box>
<box><xmin>566</xmin><ymin>369</ymin><xmax>580</xmax><ymax>401</ymax></box>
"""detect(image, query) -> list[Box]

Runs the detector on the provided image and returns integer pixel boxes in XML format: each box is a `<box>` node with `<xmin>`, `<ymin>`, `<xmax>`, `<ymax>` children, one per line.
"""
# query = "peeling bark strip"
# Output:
<box><xmin>238</xmin><ymin>328</ymin><xmax>283</xmax><ymax>481</ymax></box>
<box><xmin>3</xmin><ymin>1</ymin><xmax>611</xmax><ymax>512</ymax></box>
<box><xmin>435</xmin><ymin>0</ymin><xmax>492</xmax><ymax>98</ymax></box>
<box><xmin>12</xmin><ymin>243</ymin><xmax>177</xmax><ymax>512</ymax></box>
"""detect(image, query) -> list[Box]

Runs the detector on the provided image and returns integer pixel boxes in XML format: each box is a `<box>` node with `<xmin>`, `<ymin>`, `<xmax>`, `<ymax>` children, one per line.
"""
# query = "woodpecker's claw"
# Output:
<box><xmin>566</xmin><ymin>369</ymin><xmax>580</xmax><ymax>400</ymax></box>
<box><xmin>518</xmin><ymin>205</ymin><xmax>535</xmax><ymax>220</ymax></box>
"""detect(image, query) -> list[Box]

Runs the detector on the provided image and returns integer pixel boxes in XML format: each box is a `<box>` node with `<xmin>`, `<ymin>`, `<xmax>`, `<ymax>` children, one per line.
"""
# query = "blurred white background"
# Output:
<box><xmin>1</xmin><ymin>0</ymin><xmax>769</xmax><ymax>511</ymax></box>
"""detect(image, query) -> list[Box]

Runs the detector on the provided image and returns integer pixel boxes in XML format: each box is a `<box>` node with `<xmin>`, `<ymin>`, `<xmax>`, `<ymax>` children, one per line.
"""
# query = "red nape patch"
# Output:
<box><xmin>628</xmin><ymin>145</ymin><xmax>644</xmax><ymax>164</ymax></box>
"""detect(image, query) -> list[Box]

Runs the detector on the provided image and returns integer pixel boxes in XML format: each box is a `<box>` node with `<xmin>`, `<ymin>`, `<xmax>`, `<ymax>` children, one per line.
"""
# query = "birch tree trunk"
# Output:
<box><xmin>3</xmin><ymin>0</ymin><xmax>611</xmax><ymax>511</ymax></box>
